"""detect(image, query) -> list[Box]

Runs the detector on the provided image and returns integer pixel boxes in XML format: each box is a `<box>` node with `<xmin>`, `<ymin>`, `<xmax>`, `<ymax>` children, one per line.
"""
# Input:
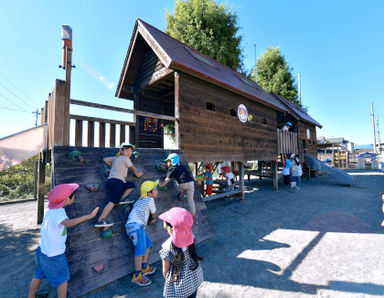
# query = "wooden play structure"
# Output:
<box><xmin>34</xmin><ymin>20</ymin><xmax>322</xmax><ymax>296</ymax></box>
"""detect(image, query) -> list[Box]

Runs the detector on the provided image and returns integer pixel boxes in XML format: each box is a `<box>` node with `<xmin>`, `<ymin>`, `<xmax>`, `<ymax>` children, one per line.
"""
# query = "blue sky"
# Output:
<box><xmin>0</xmin><ymin>0</ymin><xmax>383</xmax><ymax>145</ymax></box>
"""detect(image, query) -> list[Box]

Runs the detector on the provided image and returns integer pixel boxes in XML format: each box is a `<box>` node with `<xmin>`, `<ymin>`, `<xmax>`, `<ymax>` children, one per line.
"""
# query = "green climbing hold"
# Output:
<box><xmin>69</xmin><ymin>150</ymin><xmax>84</xmax><ymax>162</ymax></box>
<box><xmin>100</xmin><ymin>228</ymin><xmax>112</xmax><ymax>239</ymax></box>
<box><xmin>157</xmin><ymin>184</ymin><xmax>167</xmax><ymax>192</ymax></box>
<box><xmin>85</xmin><ymin>183</ymin><xmax>100</xmax><ymax>192</ymax></box>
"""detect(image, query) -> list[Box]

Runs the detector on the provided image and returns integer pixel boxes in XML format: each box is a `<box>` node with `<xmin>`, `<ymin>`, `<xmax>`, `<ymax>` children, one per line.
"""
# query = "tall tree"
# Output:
<box><xmin>254</xmin><ymin>46</ymin><xmax>300</xmax><ymax>107</ymax></box>
<box><xmin>166</xmin><ymin>0</ymin><xmax>243</xmax><ymax>72</ymax></box>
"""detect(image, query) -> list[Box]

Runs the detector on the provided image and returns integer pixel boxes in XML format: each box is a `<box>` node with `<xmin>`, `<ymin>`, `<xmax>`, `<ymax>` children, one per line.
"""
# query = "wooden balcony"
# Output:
<box><xmin>277</xmin><ymin>129</ymin><xmax>298</xmax><ymax>154</ymax></box>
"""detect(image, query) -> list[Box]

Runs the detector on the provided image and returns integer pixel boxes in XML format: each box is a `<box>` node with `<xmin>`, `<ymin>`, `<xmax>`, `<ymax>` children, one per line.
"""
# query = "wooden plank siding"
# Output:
<box><xmin>297</xmin><ymin>121</ymin><xmax>317</xmax><ymax>158</ymax></box>
<box><xmin>53</xmin><ymin>146</ymin><xmax>215</xmax><ymax>297</ymax></box>
<box><xmin>177</xmin><ymin>73</ymin><xmax>277</xmax><ymax>162</ymax></box>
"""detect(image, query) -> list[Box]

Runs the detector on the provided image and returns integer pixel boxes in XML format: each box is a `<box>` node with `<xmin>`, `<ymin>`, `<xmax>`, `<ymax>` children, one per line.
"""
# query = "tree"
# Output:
<box><xmin>166</xmin><ymin>0</ymin><xmax>243</xmax><ymax>72</ymax></box>
<box><xmin>253</xmin><ymin>46</ymin><xmax>300</xmax><ymax>107</ymax></box>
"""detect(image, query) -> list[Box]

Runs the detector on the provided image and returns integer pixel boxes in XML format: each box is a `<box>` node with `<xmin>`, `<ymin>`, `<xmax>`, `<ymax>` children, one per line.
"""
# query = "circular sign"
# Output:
<box><xmin>306</xmin><ymin>128</ymin><xmax>311</xmax><ymax>139</ymax></box>
<box><xmin>238</xmin><ymin>104</ymin><xmax>248</xmax><ymax>123</ymax></box>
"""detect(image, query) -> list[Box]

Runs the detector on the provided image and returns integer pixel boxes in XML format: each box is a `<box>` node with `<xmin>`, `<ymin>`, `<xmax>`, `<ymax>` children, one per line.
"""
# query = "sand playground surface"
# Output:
<box><xmin>1</xmin><ymin>169</ymin><xmax>384</xmax><ymax>297</ymax></box>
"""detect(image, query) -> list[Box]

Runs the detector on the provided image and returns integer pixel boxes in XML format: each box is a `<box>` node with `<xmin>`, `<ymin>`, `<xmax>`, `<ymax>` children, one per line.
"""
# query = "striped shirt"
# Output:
<box><xmin>126</xmin><ymin>196</ymin><xmax>156</xmax><ymax>227</ymax></box>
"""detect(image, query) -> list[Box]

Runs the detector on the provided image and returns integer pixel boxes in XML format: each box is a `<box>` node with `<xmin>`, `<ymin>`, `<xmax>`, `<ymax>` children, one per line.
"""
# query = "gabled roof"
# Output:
<box><xmin>116</xmin><ymin>19</ymin><xmax>288</xmax><ymax>113</ymax></box>
<box><xmin>270</xmin><ymin>92</ymin><xmax>322</xmax><ymax>128</ymax></box>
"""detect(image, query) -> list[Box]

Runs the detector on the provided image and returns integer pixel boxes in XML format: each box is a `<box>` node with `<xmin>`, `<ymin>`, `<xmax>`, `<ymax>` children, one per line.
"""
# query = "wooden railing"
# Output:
<box><xmin>277</xmin><ymin>129</ymin><xmax>298</xmax><ymax>154</ymax></box>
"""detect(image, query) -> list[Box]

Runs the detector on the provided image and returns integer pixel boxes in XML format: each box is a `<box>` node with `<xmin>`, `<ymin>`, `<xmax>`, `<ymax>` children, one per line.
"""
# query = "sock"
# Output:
<box><xmin>142</xmin><ymin>263</ymin><xmax>148</xmax><ymax>270</ymax></box>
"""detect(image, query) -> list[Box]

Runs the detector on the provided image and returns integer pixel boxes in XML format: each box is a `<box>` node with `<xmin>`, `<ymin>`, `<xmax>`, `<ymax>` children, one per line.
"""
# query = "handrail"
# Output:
<box><xmin>70</xmin><ymin>99</ymin><xmax>177</xmax><ymax>121</ymax></box>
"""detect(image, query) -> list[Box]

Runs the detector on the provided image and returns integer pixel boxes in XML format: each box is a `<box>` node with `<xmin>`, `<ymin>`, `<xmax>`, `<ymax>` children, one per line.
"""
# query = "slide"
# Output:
<box><xmin>304</xmin><ymin>153</ymin><xmax>355</xmax><ymax>186</ymax></box>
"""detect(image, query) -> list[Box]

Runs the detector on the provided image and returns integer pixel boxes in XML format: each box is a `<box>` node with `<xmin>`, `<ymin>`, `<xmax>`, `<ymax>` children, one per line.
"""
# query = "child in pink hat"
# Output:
<box><xmin>159</xmin><ymin>207</ymin><xmax>203</xmax><ymax>298</ymax></box>
<box><xmin>28</xmin><ymin>183</ymin><xmax>99</xmax><ymax>298</ymax></box>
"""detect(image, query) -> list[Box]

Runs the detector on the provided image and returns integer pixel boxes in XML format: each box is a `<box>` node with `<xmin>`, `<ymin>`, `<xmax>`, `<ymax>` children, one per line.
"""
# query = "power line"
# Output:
<box><xmin>0</xmin><ymin>80</ymin><xmax>36</xmax><ymax>110</ymax></box>
<box><xmin>0</xmin><ymin>107</ymin><xmax>31</xmax><ymax>113</ymax></box>
<box><xmin>0</xmin><ymin>91</ymin><xmax>30</xmax><ymax>112</ymax></box>
<box><xmin>0</xmin><ymin>72</ymin><xmax>40</xmax><ymax>107</ymax></box>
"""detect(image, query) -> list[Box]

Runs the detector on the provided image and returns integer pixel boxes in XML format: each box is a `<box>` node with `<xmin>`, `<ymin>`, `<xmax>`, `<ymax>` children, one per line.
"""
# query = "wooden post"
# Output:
<box><xmin>110</xmin><ymin>124</ymin><xmax>116</xmax><ymax>147</ymax></box>
<box><xmin>34</xmin><ymin>160</ymin><xmax>38</xmax><ymax>200</ymax></box>
<box><xmin>37</xmin><ymin>151</ymin><xmax>46</xmax><ymax>224</ymax></box>
<box><xmin>99</xmin><ymin>122</ymin><xmax>106</xmax><ymax>147</ymax></box>
<box><xmin>273</xmin><ymin>160</ymin><xmax>279</xmax><ymax>191</ymax></box>
<box><xmin>239</xmin><ymin>162</ymin><xmax>245</xmax><ymax>201</ymax></box>
<box><xmin>174</xmin><ymin>72</ymin><xmax>180</xmax><ymax>150</ymax></box>
<box><xmin>88</xmin><ymin>121</ymin><xmax>94</xmax><ymax>147</ymax></box>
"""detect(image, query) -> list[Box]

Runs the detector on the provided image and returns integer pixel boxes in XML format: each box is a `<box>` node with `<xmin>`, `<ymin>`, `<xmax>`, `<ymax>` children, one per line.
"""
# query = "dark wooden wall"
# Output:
<box><xmin>297</xmin><ymin>121</ymin><xmax>317</xmax><ymax>158</ymax></box>
<box><xmin>53</xmin><ymin>146</ymin><xmax>214</xmax><ymax>297</ymax></box>
<box><xmin>177</xmin><ymin>73</ymin><xmax>277</xmax><ymax>162</ymax></box>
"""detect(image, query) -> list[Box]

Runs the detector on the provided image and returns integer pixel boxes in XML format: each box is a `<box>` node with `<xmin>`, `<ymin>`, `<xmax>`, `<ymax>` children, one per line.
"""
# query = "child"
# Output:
<box><xmin>282</xmin><ymin>121</ymin><xmax>292</xmax><ymax>132</ymax></box>
<box><xmin>203</xmin><ymin>163</ymin><xmax>213</xmax><ymax>196</ymax></box>
<box><xmin>28</xmin><ymin>184</ymin><xmax>99</xmax><ymax>298</ymax></box>
<box><xmin>125</xmin><ymin>180</ymin><xmax>158</xmax><ymax>286</ymax></box>
<box><xmin>95</xmin><ymin>142</ymin><xmax>143</xmax><ymax>228</ymax></box>
<box><xmin>159</xmin><ymin>153</ymin><xmax>197</xmax><ymax>223</ymax></box>
<box><xmin>222</xmin><ymin>166</ymin><xmax>235</xmax><ymax>191</ymax></box>
<box><xmin>217</xmin><ymin>162</ymin><xmax>225</xmax><ymax>180</ymax></box>
<box><xmin>290</xmin><ymin>155</ymin><xmax>303</xmax><ymax>190</ymax></box>
<box><xmin>282</xmin><ymin>154</ymin><xmax>291</xmax><ymax>185</ymax></box>
<box><xmin>159</xmin><ymin>207</ymin><xmax>203</xmax><ymax>298</ymax></box>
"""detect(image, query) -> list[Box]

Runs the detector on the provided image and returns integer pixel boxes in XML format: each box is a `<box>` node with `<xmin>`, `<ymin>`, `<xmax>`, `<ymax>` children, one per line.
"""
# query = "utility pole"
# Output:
<box><xmin>32</xmin><ymin>108</ymin><xmax>41</xmax><ymax>127</ymax></box>
<box><xmin>371</xmin><ymin>102</ymin><xmax>377</xmax><ymax>153</ymax></box>
<box><xmin>254</xmin><ymin>44</ymin><xmax>257</xmax><ymax>83</ymax></box>
<box><xmin>377</xmin><ymin>115</ymin><xmax>381</xmax><ymax>152</ymax></box>
<box><xmin>298</xmin><ymin>72</ymin><xmax>301</xmax><ymax>105</ymax></box>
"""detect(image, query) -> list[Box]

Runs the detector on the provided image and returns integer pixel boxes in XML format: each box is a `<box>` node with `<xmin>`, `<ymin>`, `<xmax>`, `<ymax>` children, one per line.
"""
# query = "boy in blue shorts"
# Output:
<box><xmin>28</xmin><ymin>183</ymin><xmax>99</xmax><ymax>298</ymax></box>
<box><xmin>95</xmin><ymin>142</ymin><xmax>143</xmax><ymax>228</ymax></box>
<box><xmin>125</xmin><ymin>180</ymin><xmax>158</xmax><ymax>286</ymax></box>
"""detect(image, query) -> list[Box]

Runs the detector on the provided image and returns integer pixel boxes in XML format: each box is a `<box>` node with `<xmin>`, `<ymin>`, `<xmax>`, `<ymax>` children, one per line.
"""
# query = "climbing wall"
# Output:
<box><xmin>53</xmin><ymin>146</ymin><xmax>215</xmax><ymax>297</ymax></box>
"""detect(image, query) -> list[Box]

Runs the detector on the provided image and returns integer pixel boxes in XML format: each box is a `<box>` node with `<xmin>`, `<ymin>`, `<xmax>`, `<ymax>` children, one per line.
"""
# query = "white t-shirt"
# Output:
<box><xmin>126</xmin><ymin>196</ymin><xmax>156</xmax><ymax>227</ymax></box>
<box><xmin>226</xmin><ymin>172</ymin><xmax>235</xmax><ymax>185</ymax></box>
<box><xmin>218</xmin><ymin>163</ymin><xmax>223</xmax><ymax>174</ymax></box>
<box><xmin>108</xmin><ymin>155</ymin><xmax>133</xmax><ymax>182</ymax></box>
<box><xmin>39</xmin><ymin>208</ymin><xmax>68</xmax><ymax>257</ymax></box>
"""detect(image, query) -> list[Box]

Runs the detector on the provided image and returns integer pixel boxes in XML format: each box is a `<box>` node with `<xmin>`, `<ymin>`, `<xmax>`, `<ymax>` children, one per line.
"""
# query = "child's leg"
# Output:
<box><xmin>185</xmin><ymin>181</ymin><xmax>196</xmax><ymax>216</ymax></box>
<box><xmin>134</xmin><ymin>255</ymin><xmax>144</xmax><ymax>271</ymax></box>
<box><xmin>28</xmin><ymin>278</ymin><xmax>41</xmax><ymax>298</ymax></box>
<box><xmin>121</xmin><ymin>187</ymin><xmax>134</xmax><ymax>199</ymax></box>
<box><xmin>57</xmin><ymin>281</ymin><xmax>68</xmax><ymax>298</ymax></box>
<box><xmin>97</xmin><ymin>201</ymin><xmax>115</xmax><ymax>222</ymax></box>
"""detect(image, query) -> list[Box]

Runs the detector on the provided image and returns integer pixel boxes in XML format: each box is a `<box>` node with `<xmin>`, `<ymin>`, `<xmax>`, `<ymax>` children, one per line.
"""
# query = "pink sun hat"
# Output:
<box><xmin>159</xmin><ymin>207</ymin><xmax>194</xmax><ymax>248</ymax></box>
<box><xmin>48</xmin><ymin>183</ymin><xmax>79</xmax><ymax>209</ymax></box>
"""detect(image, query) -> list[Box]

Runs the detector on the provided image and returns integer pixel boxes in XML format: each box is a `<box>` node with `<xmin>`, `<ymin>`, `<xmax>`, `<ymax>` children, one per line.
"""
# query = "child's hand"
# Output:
<box><xmin>136</xmin><ymin>172</ymin><xmax>143</xmax><ymax>178</ymax></box>
<box><xmin>88</xmin><ymin>207</ymin><xmax>99</xmax><ymax>220</ymax></box>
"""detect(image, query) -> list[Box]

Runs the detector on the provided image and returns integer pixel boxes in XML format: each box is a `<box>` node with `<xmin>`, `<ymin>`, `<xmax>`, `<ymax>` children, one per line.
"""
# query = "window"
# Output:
<box><xmin>230</xmin><ymin>109</ymin><xmax>236</xmax><ymax>117</ymax></box>
<box><xmin>206</xmin><ymin>102</ymin><xmax>215</xmax><ymax>111</ymax></box>
<box><xmin>184</xmin><ymin>46</ymin><xmax>217</xmax><ymax>69</ymax></box>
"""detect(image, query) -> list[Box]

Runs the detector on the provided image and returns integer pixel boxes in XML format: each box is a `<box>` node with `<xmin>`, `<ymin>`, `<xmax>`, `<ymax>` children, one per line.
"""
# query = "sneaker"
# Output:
<box><xmin>193</xmin><ymin>215</ymin><xmax>199</xmax><ymax>225</ymax></box>
<box><xmin>177</xmin><ymin>191</ymin><xmax>186</xmax><ymax>201</ymax></box>
<box><xmin>142</xmin><ymin>264</ymin><xmax>156</xmax><ymax>276</ymax></box>
<box><xmin>94</xmin><ymin>219</ymin><xmax>114</xmax><ymax>228</ymax></box>
<box><xmin>119</xmin><ymin>197</ymin><xmax>135</xmax><ymax>205</ymax></box>
<box><xmin>132</xmin><ymin>272</ymin><xmax>152</xmax><ymax>287</ymax></box>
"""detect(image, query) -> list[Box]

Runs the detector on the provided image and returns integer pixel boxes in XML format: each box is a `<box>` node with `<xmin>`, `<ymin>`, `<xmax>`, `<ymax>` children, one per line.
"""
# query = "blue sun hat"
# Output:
<box><xmin>325</xmin><ymin>158</ymin><xmax>332</xmax><ymax>163</ymax></box>
<box><xmin>165</xmin><ymin>153</ymin><xmax>179</xmax><ymax>165</ymax></box>
<box><xmin>286</xmin><ymin>121</ymin><xmax>292</xmax><ymax>126</ymax></box>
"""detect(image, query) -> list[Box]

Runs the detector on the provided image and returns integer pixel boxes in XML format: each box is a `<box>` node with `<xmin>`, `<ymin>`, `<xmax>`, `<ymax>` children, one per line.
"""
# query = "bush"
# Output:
<box><xmin>0</xmin><ymin>155</ymin><xmax>51</xmax><ymax>202</ymax></box>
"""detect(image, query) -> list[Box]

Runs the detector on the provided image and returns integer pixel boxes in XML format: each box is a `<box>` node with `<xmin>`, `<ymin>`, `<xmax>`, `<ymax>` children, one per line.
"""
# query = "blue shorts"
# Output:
<box><xmin>34</xmin><ymin>247</ymin><xmax>70</xmax><ymax>287</ymax></box>
<box><xmin>106</xmin><ymin>178</ymin><xmax>136</xmax><ymax>204</ymax></box>
<box><xmin>125</xmin><ymin>223</ymin><xmax>152</xmax><ymax>256</ymax></box>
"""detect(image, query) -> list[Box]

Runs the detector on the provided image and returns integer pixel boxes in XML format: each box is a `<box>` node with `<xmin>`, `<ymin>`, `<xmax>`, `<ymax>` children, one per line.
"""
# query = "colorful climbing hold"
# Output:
<box><xmin>69</xmin><ymin>150</ymin><xmax>84</xmax><ymax>162</ymax></box>
<box><xmin>85</xmin><ymin>183</ymin><xmax>100</xmax><ymax>192</ymax></box>
<box><xmin>93</xmin><ymin>264</ymin><xmax>104</xmax><ymax>273</ymax></box>
<box><xmin>100</xmin><ymin>228</ymin><xmax>112</xmax><ymax>239</ymax></box>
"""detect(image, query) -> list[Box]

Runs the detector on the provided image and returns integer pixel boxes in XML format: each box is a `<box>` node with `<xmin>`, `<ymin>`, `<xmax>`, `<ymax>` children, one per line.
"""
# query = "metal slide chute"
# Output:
<box><xmin>304</xmin><ymin>153</ymin><xmax>355</xmax><ymax>185</ymax></box>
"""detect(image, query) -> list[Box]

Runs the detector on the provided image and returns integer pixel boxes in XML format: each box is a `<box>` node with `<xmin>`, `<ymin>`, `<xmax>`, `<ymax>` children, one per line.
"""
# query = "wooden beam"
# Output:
<box><xmin>136</xmin><ymin>68</ymin><xmax>174</xmax><ymax>91</ymax></box>
<box><xmin>75</xmin><ymin>119</ymin><xmax>83</xmax><ymax>147</ymax></box>
<box><xmin>37</xmin><ymin>151</ymin><xmax>46</xmax><ymax>224</ymax></box>
<box><xmin>70</xmin><ymin>114</ymin><xmax>135</xmax><ymax>126</ymax></box>
<box><xmin>99</xmin><ymin>122</ymin><xmax>105</xmax><ymax>147</ymax></box>
<box><xmin>120</xmin><ymin>124</ymin><xmax>126</xmax><ymax>144</ymax></box>
<box><xmin>70</xmin><ymin>99</ymin><xmax>176</xmax><ymax>121</ymax></box>
<box><xmin>203</xmin><ymin>189</ymin><xmax>242</xmax><ymax>202</ymax></box>
<box><xmin>88</xmin><ymin>121</ymin><xmax>94</xmax><ymax>147</ymax></box>
<box><xmin>174</xmin><ymin>72</ymin><xmax>180</xmax><ymax>149</ymax></box>
<box><xmin>110</xmin><ymin>124</ymin><xmax>116</xmax><ymax>148</ymax></box>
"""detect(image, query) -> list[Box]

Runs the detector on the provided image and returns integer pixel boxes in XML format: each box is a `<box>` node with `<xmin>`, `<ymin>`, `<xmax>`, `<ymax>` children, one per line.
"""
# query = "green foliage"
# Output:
<box><xmin>166</xmin><ymin>0</ymin><xmax>244</xmax><ymax>72</ymax></box>
<box><xmin>164</xmin><ymin>123</ymin><xmax>175</xmax><ymax>142</ymax></box>
<box><xmin>253</xmin><ymin>46</ymin><xmax>301</xmax><ymax>107</ymax></box>
<box><xmin>0</xmin><ymin>155</ymin><xmax>51</xmax><ymax>202</ymax></box>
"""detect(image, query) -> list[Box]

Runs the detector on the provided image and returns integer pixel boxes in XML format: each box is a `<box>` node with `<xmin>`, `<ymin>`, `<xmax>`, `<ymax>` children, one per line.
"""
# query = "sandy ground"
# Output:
<box><xmin>1</xmin><ymin>169</ymin><xmax>384</xmax><ymax>298</ymax></box>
